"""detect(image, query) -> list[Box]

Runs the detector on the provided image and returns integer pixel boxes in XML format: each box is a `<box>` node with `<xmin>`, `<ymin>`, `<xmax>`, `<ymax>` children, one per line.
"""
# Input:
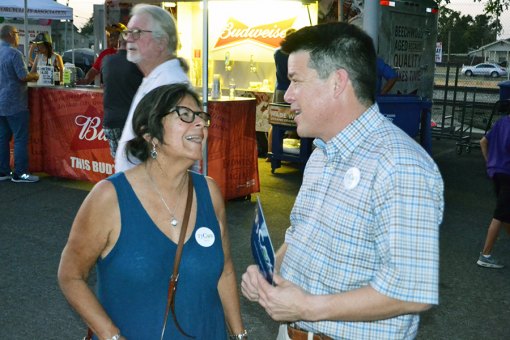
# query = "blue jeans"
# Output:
<box><xmin>0</xmin><ymin>110</ymin><xmax>29</xmax><ymax>175</ymax></box>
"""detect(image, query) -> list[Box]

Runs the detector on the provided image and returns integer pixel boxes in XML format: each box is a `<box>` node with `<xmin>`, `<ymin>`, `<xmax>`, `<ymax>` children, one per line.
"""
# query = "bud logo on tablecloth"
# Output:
<box><xmin>213</xmin><ymin>17</ymin><xmax>296</xmax><ymax>49</ymax></box>
<box><xmin>70</xmin><ymin>104</ymin><xmax>108</xmax><ymax>151</ymax></box>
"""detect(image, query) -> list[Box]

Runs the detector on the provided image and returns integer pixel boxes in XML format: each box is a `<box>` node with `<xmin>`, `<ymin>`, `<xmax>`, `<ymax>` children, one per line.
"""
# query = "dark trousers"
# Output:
<box><xmin>0</xmin><ymin>110</ymin><xmax>29</xmax><ymax>175</ymax></box>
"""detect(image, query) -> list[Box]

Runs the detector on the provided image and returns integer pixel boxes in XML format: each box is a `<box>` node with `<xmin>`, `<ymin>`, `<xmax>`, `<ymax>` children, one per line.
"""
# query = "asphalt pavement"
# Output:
<box><xmin>1</xmin><ymin>137</ymin><xmax>509</xmax><ymax>339</ymax></box>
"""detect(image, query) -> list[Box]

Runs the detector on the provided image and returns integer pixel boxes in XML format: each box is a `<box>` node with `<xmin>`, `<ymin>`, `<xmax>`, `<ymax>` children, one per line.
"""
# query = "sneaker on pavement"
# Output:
<box><xmin>11</xmin><ymin>173</ymin><xmax>39</xmax><ymax>183</ymax></box>
<box><xmin>477</xmin><ymin>253</ymin><xmax>504</xmax><ymax>269</ymax></box>
<box><xmin>0</xmin><ymin>171</ymin><xmax>12</xmax><ymax>181</ymax></box>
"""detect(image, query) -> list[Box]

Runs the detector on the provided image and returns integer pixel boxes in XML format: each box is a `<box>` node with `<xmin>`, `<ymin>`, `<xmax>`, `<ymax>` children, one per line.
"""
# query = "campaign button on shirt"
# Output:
<box><xmin>195</xmin><ymin>227</ymin><xmax>215</xmax><ymax>247</ymax></box>
<box><xmin>344</xmin><ymin>167</ymin><xmax>361</xmax><ymax>190</ymax></box>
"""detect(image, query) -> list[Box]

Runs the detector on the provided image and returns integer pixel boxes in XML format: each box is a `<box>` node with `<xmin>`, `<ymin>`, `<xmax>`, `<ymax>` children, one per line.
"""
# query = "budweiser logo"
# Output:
<box><xmin>70</xmin><ymin>104</ymin><xmax>108</xmax><ymax>151</ymax></box>
<box><xmin>214</xmin><ymin>17</ymin><xmax>297</xmax><ymax>49</ymax></box>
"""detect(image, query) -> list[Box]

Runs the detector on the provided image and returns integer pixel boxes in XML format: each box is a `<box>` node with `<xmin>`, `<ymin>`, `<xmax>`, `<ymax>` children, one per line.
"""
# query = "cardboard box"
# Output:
<box><xmin>268</xmin><ymin>103</ymin><xmax>296</xmax><ymax>127</ymax></box>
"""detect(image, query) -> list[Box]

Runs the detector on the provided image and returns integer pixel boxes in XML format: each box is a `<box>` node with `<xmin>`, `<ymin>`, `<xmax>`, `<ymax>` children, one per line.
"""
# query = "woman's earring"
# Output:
<box><xmin>150</xmin><ymin>141</ymin><xmax>158</xmax><ymax>159</ymax></box>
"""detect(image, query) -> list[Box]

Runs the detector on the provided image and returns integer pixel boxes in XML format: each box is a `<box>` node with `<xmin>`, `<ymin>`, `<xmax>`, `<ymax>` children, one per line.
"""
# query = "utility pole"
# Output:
<box><xmin>447</xmin><ymin>30</ymin><xmax>451</xmax><ymax>62</ymax></box>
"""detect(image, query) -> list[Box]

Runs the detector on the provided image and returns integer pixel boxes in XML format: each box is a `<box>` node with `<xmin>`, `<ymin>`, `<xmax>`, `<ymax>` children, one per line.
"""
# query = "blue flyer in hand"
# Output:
<box><xmin>251</xmin><ymin>197</ymin><xmax>276</xmax><ymax>285</ymax></box>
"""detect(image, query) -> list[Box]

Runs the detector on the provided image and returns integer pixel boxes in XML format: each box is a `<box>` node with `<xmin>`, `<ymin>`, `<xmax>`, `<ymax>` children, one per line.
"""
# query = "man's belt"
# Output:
<box><xmin>287</xmin><ymin>324</ymin><xmax>333</xmax><ymax>340</ymax></box>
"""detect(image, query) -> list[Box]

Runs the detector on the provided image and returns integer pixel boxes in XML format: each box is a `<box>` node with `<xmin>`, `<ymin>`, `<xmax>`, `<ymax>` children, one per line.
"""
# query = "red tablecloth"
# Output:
<box><xmin>22</xmin><ymin>87</ymin><xmax>259</xmax><ymax>199</ymax></box>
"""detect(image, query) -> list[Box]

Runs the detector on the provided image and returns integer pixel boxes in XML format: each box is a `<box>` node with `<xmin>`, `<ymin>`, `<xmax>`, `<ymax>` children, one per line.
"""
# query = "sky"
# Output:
<box><xmin>58</xmin><ymin>0</ymin><xmax>510</xmax><ymax>39</ymax></box>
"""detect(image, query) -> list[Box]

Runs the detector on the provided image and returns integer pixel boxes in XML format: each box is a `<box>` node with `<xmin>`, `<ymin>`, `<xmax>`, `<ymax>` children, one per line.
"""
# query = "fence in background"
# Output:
<box><xmin>431</xmin><ymin>63</ymin><xmax>504</xmax><ymax>154</ymax></box>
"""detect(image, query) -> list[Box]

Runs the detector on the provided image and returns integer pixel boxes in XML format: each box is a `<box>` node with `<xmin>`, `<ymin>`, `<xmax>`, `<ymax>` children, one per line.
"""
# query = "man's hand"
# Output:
<box><xmin>241</xmin><ymin>265</ymin><xmax>263</xmax><ymax>302</ymax></box>
<box><xmin>242</xmin><ymin>265</ymin><xmax>310</xmax><ymax>322</ymax></box>
<box><xmin>257</xmin><ymin>273</ymin><xmax>309</xmax><ymax>322</ymax></box>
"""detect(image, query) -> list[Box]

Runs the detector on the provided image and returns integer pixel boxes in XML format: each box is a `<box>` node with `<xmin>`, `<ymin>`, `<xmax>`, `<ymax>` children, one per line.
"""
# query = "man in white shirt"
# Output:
<box><xmin>115</xmin><ymin>4</ymin><xmax>189</xmax><ymax>173</ymax></box>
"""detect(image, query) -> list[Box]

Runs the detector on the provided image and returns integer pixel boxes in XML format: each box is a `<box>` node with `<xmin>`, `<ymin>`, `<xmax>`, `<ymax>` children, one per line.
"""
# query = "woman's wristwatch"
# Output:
<box><xmin>229</xmin><ymin>329</ymin><xmax>248</xmax><ymax>339</ymax></box>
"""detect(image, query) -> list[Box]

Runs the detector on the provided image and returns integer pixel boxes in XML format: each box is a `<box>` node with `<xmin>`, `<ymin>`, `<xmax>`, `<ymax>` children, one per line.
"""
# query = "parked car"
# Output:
<box><xmin>461</xmin><ymin>63</ymin><xmax>508</xmax><ymax>78</ymax></box>
<box><xmin>62</xmin><ymin>48</ymin><xmax>97</xmax><ymax>76</ymax></box>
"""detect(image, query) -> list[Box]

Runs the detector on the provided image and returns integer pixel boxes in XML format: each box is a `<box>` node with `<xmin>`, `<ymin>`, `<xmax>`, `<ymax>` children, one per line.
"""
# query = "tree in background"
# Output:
<box><xmin>440</xmin><ymin>0</ymin><xmax>509</xmax><ymax>17</ymax></box>
<box><xmin>438</xmin><ymin>6</ymin><xmax>502</xmax><ymax>54</ymax></box>
<box><xmin>80</xmin><ymin>17</ymin><xmax>93</xmax><ymax>36</ymax></box>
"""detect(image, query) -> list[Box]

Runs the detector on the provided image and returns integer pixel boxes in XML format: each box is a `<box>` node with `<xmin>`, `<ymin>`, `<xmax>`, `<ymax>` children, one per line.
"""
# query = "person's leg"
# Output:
<box><xmin>477</xmin><ymin>174</ymin><xmax>510</xmax><ymax>268</ymax></box>
<box><xmin>266</xmin><ymin>126</ymin><xmax>273</xmax><ymax>161</ymax></box>
<box><xmin>481</xmin><ymin>218</ymin><xmax>503</xmax><ymax>255</ymax></box>
<box><xmin>0</xmin><ymin>116</ymin><xmax>13</xmax><ymax>176</ymax></box>
<box><xmin>9</xmin><ymin>110</ymin><xmax>29</xmax><ymax>175</ymax></box>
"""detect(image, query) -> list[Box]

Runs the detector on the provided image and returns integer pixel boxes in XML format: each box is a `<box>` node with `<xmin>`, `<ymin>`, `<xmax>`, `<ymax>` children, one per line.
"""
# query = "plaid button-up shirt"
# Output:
<box><xmin>281</xmin><ymin>105</ymin><xmax>444</xmax><ymax>339</ymax></box>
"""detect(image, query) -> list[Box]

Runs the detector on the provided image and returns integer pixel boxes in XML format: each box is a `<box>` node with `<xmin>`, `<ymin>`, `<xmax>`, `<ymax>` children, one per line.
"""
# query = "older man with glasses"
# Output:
<box><xmin>0</xmin><ymin>25</ymin><xmax>40</xmax><ymax>183</ymax></box>
<box><xmin>114</xmin><ymin>4</ymin><xmax>190</xmax><ymax>173</ymax></box>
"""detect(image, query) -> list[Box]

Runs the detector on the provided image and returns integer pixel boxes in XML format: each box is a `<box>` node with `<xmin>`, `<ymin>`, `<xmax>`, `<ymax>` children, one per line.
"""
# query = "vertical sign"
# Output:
<box><xmin>435</xmin><ymin>42</ymin><xmax>442</xmax><ymax>63</ymax></box>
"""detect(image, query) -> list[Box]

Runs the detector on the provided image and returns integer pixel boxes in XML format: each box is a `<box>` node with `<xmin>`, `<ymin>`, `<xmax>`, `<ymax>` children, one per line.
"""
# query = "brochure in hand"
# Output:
<box><xmin>251</xmin><ymin>197</ymin><xmax>276</xmax><ymax>285</ymax></box>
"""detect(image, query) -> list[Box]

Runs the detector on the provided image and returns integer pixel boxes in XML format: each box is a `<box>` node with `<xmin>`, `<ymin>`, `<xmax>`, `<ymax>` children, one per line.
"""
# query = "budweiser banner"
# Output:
<box><xmin>27</xmin><ymin>87</ymin><xmax>113</xmax><ymax>183</ymax></box>
<box><xmin>213</xmin><ymin>17</ymin><xmax>297</xmax><ymax>49</ymax></box>
<box><xmin>179</xmin><ymin>1</ymin><xmax>318</xmax><ymax>63</ymax></box>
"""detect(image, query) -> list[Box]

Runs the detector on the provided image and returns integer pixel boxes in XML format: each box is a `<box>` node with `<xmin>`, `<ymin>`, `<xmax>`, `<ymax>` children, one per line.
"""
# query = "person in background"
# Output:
<box><xmin>0</xmin><ymin>25</ymin><xmax>39</xmax><ymax>183</ymax></box>
<box><xmin>30</xmin><ymin>32</ymin><xmax>64</xmax><ymax>84</ymax></box>
<box><xmin>101</xmin><ymin>33</ymin><xmax>143</xmax><ymax>159</ymax></box>
<box><xmin>241</xmin><ymin>22</ymin><xmax>444</xmax><ymax>339</ymax></box>
<box><xmin>477</xmin><ymin>109</ymin><xmax>510</xmax><ymax>269</ymax></box>
<box><xmin>376</xmin><ymin>57</ymin><xmax>398</xmax><ymax>95</ymax></box>
<box><xmin>58</xmin><ymin>83</ymin><xmax>247</xmax><ymax>340</ymax></box>
<box><xmin>267</xmin><ymin>28</ymin><xmax>296</xmax><ymax>161</ymax></box>
<box><xmin>78</xmin><ymin>23</ymin><xmax>126</xmax><ymax>85</ymax></box>
<box><xmin>273</xmin><ymin>28</ymin><xmax>296</xmax><ymax>104</ymax></box>
<box><xmin>114</xmin><ymin>4</ymin><xmax>189</xmax><ymax>173</ymax></box>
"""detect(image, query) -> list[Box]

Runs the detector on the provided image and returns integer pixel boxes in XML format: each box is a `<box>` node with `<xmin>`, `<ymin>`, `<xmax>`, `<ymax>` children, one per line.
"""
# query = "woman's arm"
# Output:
<box><xmin>58</xmin><ymin>180</ymin><xmax>124</xmax><ymax>340</ymax></box>
<box><xmin>30</xmin><ymin>54</ymin><xmax>39</xmax><ymax>73</ymax></box>
<box><xmin>206</xmin><ymin>177</ymin><xmax>246</xmax><ymax>337</ymax></box>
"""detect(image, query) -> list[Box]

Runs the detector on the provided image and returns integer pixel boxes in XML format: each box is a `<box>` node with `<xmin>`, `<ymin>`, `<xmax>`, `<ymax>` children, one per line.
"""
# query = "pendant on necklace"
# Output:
<box><xmin>170</xmin><ymin>217</ymin><xmax>178</xmax><ymax>227</ymax></box>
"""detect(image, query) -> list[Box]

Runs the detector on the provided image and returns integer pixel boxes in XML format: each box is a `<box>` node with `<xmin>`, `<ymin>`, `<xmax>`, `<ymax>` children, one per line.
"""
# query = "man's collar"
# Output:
<box><xmin>315</xmin><ymin>104</ymin><xmax>382</xmax><ymax>160</ymax></box>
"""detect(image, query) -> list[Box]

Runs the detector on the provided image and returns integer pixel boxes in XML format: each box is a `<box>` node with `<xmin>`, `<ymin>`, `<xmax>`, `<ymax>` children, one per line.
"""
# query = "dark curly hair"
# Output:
<box><xmin>126</xmin><ymin>83</ymin><xmax>201</xmax><ymax>163</ymax></box>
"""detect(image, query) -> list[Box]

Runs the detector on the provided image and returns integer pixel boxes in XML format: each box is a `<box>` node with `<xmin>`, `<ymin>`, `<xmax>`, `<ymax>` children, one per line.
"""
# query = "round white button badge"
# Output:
<box><xmin>343</xmin><ymin>167</ymin><xmax>361</xmax><ymax>190</ymax></box>
<box><xmin>195</xmin><ymin>227</ymin><xmax>215</xmax><ymax>247</ymax></box>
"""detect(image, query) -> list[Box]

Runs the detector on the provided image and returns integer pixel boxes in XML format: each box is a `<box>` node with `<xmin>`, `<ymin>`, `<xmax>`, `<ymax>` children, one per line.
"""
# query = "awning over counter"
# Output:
<box><xmin>0</xmin><ymin>0</ymin><xmax>73</xmax><ymax>20</ymax></box>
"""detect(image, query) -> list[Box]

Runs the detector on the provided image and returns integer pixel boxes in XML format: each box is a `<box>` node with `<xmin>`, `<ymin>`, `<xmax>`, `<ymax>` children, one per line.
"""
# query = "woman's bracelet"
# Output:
<box><xmin>229</xmin><ymin>329</ymin><xmax>248</xmax><ymax>339</ymax></box>
<box><xmin>105</xmin><ymin>334</ymin><xmax>121</xmax><ymax>340</ymax></box>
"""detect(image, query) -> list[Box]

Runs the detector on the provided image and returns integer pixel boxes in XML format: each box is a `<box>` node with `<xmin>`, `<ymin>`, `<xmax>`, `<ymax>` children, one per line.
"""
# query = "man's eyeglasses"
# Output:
<box><xmin>12</xmin><ymin>31</ymin><xmax>19</xmax><ymax>35</ymax></box>
<box><xmin>168</xmin><ymin>106</ymin><xmax>211</xmax><ymax>127</ymax></box>
<box><xmin>120</xmin><ymin>29</ymin><xmax>153</xmax><ymax>40</ymax></box>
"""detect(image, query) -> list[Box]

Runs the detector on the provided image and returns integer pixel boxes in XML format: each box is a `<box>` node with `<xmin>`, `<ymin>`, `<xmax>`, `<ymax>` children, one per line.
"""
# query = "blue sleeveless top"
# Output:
<box><xmin>95</xmin><ymin>171</ymin><xmax>227</xmax><ymax>339</ymax></box>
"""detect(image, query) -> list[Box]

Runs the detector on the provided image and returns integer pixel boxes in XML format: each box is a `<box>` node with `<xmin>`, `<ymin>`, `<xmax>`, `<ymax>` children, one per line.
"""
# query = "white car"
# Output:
<box><xmin>461</xmin><ymin>63</ymin><xmax>508</xmax><ymax>78</ymax></box>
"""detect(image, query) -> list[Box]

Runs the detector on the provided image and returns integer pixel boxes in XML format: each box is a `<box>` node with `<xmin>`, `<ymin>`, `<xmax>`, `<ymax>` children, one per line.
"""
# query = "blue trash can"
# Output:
<box><xmin>376</xmin><ymin>95</ymin><xmax>432</xmax><ymax>154</ymax></box>
<box><xmin>498</xmin><ymin>80</ymin><xmax>510</xmax><ymax>101</ymax></box>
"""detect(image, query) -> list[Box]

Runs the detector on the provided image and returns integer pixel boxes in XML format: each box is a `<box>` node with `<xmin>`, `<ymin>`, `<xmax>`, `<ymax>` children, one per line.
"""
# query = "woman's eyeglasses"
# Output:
<box><xmin>169</xmin><ymin>106</ymin><xmax>211</xmax><ymax>127</ymax></box>
<box><xmin>120</xmin><ymin>29</ymin><xmax>153</xmax><ymax>40</ymax></box>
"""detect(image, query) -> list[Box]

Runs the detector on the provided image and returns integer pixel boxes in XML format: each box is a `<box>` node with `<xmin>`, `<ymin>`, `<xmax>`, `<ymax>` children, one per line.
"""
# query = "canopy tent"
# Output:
<box><xmin>0</xmin><ymin>0</ymin><xmax>73</xmax><ymax>60</ymax></box>
<box><xmin>0</xmin><ymin>0</ymin><xmax>72</xmax><ymax>20</ymax></box>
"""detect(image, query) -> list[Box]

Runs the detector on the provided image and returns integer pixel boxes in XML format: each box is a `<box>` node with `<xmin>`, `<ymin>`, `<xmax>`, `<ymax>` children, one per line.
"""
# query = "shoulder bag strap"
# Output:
<box><xmin>161</xmin><ymin>172</ymin><xmax>195</xmax><ymax>340</ymax></box>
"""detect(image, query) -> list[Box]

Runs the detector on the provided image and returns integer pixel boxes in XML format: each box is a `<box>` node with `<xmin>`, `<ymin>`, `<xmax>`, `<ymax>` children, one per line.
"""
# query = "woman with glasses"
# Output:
<box><xmin>58</xmin><ymin>84</ymin><xmax>247</xmax><ymax>340</ymax></box>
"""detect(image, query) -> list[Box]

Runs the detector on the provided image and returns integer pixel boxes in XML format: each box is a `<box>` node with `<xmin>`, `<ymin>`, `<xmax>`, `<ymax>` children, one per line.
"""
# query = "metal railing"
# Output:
<box><xmin>431</xmin><ymin>63</ymin><xmax>502</xmax><ymax>153</ymax></box>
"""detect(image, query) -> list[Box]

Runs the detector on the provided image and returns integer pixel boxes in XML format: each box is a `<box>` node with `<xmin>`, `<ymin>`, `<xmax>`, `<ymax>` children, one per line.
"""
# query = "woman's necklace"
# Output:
<box><xmin>145</xmin><ymin>165</ymin><xmax>187</xmax><ymax>228</ymax></box>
